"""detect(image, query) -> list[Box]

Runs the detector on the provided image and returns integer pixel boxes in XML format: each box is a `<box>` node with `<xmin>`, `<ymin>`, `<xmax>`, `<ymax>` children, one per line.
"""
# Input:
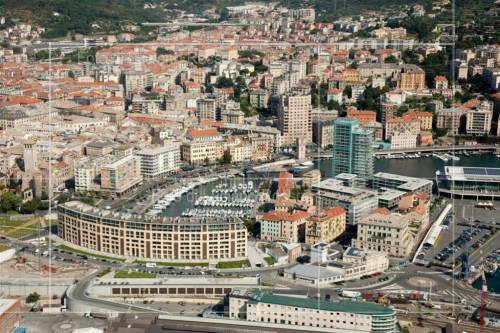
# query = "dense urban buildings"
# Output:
<box><xmin>1</xmin><ymin>0</ymin><xmax>500</xmax><ymax>332</ymax></box>
<box><xmin>312</xmin><ymin>178</ymin><xmax>379</xmax><ymax>225</ymax></box>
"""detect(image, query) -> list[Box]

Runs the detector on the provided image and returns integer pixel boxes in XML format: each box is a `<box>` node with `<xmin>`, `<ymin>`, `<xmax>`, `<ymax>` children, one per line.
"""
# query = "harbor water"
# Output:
<box><xmin>162</xmin><ymin>153</ymin><xmax>499</xmax><ymax>217</ymax></box>
<box><xmin>316</xmin><ymin>153</ymin><xmax>500</xmax><ymax>179</ymax></box>
<box><xmin>473</xmin><ymin>269</ymin><xmax>500</xmax><ymax>294</ymax></box>
<box><xmin>161</xmin><ymin>176</ymin><xmax>263</xmax><ymax>217</ymax></box>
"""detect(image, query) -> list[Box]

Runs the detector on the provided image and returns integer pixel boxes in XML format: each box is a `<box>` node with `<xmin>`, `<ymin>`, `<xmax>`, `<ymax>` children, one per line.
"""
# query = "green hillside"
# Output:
<box><xmin>0</xmin><ymin>0</ymin><xmax>165</xmax><ymax>38</ymax></box>
<box><xmin>0</xmin><ymin>0</ymin><xmax>497</xmax><ymax>40</ymax></box>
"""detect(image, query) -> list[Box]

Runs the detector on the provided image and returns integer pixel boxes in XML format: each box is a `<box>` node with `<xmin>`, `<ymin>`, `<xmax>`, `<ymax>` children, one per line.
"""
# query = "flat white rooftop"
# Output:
<box><xmin>373</xmin><ymin>172</ymin><xmax>432</xmax><ymax>191</ymax></box>
<box><xmin>444</xmin><ymin>166</ymin><xmax>500</xmax><ymax>182</ymax></box>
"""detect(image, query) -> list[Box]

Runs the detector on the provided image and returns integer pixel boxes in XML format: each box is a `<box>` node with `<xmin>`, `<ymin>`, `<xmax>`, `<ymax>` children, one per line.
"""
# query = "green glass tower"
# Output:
<box><xmin>332</xmin><ymin>118</ymin><xmax>374</xmax><ymax>186</ymax></box>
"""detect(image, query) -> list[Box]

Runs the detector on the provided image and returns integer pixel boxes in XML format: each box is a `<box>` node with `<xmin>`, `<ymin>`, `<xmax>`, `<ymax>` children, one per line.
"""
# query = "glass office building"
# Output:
<box><xmin>332</xmin><ymin>118</ymin><xmax>374</xmax><ymax>186</ymax></box>
<box><xmin>436</xmin><ymin>166</ymin><xmax>500</xmax><ymax>199</ymax></box>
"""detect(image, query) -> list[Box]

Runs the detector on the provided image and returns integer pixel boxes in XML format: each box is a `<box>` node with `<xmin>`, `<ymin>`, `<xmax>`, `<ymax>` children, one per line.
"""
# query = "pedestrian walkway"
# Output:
<box><xmin>439</xmin><ymin>289</ymin><xmax>481</xmax><ymax>305</ymax></box>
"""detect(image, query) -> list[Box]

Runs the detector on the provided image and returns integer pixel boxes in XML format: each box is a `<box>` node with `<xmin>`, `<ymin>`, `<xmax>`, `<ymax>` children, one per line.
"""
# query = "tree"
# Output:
<box><xmin>343</xmin><ymin>86</ymin><xmax>352</xmax><ymax>99</ymax></box>
<box><xmin>357</xmin><ymin>86</ymin><xmax>387</xmax><ymax>110</ymax></box>
<box><xmin>26</xmin><ymin>292</ymin><xmax>40</xmax><ymax>303</ymax></box>
<box><xmin>239</xmin><ymin>95</ymin><xmax>254</xmax><ymax>117</ymax></box>
<box><xmin>435</xmin><ymin>128</ymin><xmax>448</xmax><ymax>137</ymax></box>
<box><xmin>0</xmin><ymin>192</ymin><xmax>21</xmax><ymax>213</ymax></box>
<box><xmin>402</xmin><ymin>49</ymin><xmax>421</xmax><ymax>65</ymax></box>
<box><xmin>234</xmin><ymin>76</ymin><xmax>247</xmax><ymax>98</ymax></box>
<box><xmin>290</xmin><ymin>186</ymin><xmax>306</xmax><ymax>200</ymax></box>
<box><xmin>80</xmin><ymin>197</ymin><xmax>95</xmax><ymax>206</ymax></box>
<box><xmin>156</xmin><ymin>48</ymin><xmax>175</xmax><ymax>56</ymax></box>
<box><xmin>243</xmin><ymin>220</ymin><xmax>260</xmax><ymax>237</ymax></box>
<box><xmin>384</xmin><ymin>55</ymin><xmax>398</xmax><ymax>64</ymax></box>
<box><xmin>21</xmin><ymin>199</ymin><xmax>40</xmax><ymax>214</ymax></box>
<box><xmin>215</xmin><ymin>77</ymin><xmax>234</xmax><ymax>88</ymax></box>
<box><xmin>34</xmin><ymin>49</ymin><xmax>62</xmax><ymax>60</ymax></box>
<box><xmin>220</xmin><ymin>151</ymin><xmax>232</xmax><ymax>164</ymax></box>
<box><xmin>37</xmin><ymin>201</ymin><xmax>49</xmax><ymax>211</ymax></box>
<box><xmin>327</xmin><ymin>100</ymin><xmax>342</xmax><ymax>111</ymax></box>
<box><xmin>253</xmin><ymin>61</ymin><xmax>268</xmax><ymax>73</ymax></box>
<box><xmin>420</xmin><ymin>51</ymin><xmax>451</xmax><ymax>87</ymax></box>
<box><xmin>219</xmin><ymin>7</ymin><xmax>229</xmax><ymax>21</ymax></box>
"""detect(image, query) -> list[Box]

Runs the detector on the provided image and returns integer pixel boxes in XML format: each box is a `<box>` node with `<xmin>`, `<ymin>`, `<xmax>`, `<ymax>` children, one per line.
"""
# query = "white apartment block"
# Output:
<box><xmin>228</xmin><ymin>143</ymin><xmax>253</xmax><ymax>163</ymax></box>
<box><xmin>466</xmin><ymin>100</ymin><xmax>493</xmax><ymax>135</ymax></box>
<box><xmin>181</xmin><ymin>141</ymin><xmax>218</xmax><ymax>165</ymax></box>
<box><xmin>135</xmin><ymin>145</ymin><xmax>181</xmax><ymax>180</ymax></box>
<box><xmin>389</xmin><ymin>131</ymin><xmax>417</xmax><ymax>149</ymax></box>
<box><xmin>74</xmin><ymin>156</ymin><xmax>111</xmax><ymax>192</ymax></box>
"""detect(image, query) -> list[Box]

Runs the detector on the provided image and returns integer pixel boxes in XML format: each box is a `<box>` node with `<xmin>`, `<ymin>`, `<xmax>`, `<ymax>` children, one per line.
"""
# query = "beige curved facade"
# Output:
<box><xmin>57</xmin><ymin>201</ymin><xmax>247</xmax><ymax>261</ymax></box>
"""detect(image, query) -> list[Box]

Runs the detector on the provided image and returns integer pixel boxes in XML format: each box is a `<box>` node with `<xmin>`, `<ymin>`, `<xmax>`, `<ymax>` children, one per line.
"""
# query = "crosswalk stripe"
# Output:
<box><xmin>379</xmin><ymin>284</ymin><xmax>402</xmax><ymax>290</ymax></box>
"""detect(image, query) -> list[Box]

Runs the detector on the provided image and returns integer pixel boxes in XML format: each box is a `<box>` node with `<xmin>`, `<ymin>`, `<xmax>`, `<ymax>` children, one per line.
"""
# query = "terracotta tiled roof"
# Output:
<box><xmin>262</xmin><ymin>210</ymin><xmax>310</xmax><ymax>222</ymax></box>
<box><xmin>200</xmin><ymin>120</ymin><xmax>224</xmax><ymax>128</ymax></box>
<box><xmin>188</xmin><ymin>127</ymin><xmax>219</xmax><ymax>137</ymax></box>
<box><xmin>371</xmin><ymin>207</ymin><xmax>391</xmax><ymax>215</ymax></box>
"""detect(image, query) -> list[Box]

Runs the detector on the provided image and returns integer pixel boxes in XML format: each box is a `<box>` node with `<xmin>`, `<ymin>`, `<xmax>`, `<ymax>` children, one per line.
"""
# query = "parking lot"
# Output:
<box><xmin>417</xmin><ymin>199</ymin><xmax>500</xmax><ymax>267</ymax></box>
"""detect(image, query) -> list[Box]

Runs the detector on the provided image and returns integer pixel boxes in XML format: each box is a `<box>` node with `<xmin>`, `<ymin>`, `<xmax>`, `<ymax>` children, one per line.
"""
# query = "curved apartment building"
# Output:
<box><xmin>57</xmin><ymin>201</ymin><xmax>247</xmax><ymax>261</ymax></box>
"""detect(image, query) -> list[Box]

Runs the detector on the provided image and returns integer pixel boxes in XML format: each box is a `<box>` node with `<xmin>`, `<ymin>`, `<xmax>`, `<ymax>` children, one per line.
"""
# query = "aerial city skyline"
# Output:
<box><xmin>0</xmin><ymin>0</ymin><xmax>499</xmax><ymax>332</ymax></box>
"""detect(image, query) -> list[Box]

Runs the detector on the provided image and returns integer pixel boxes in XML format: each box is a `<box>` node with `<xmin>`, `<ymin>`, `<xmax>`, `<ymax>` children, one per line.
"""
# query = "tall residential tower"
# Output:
<box><xmin>332</xmin><ymin>118</ymin><xmax>374</xmax><ymax>185</ymax></box>
<box><xmin>277</xmin><ymin>93</ymin><xmax>312</xmax><ymax>146</ymax></box>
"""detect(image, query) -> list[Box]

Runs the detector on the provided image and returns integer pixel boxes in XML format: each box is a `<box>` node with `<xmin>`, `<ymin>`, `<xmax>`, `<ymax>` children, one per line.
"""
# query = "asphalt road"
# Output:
<box><xmin>67</xmin><ymin>271</ymin><xmax>169</xmax><ymax>315</ymax></box>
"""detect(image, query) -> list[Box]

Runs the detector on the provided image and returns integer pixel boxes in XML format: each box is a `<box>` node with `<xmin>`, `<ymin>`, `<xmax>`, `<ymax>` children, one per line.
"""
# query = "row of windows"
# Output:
<box><xmin>112</xmin><ymin>287</ymin><xmax>232</xmax><ymax>295</ymax></box>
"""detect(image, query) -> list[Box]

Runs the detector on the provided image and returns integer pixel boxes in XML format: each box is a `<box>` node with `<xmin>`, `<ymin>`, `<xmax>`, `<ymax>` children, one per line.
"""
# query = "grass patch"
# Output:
<box><xmin>0</xmin><ymin>244</ymin><xmax>11</xmax><ymax>252</ymax></box>
<box><xmin>96</xmin><ymin>267</ymin><xmax>111</xmax><ymax>278</ymax></box>
<box><xmin>0</xmin><ymin>219</ymin><xmax>28</xmax><ymax>228</ymax></box>
<box><xmin>261</xmin><ymin>282</ymin><xmax>274</xmax><ymax>287</ymax></box>
<box><xmin>134</xmin><ymin>260</ymin><xmax>208</xmax><ymax>267</ymax></box>
<box><xmin>114</xmin><ymin>270</ymin><xmax>156</xmax><ymax>278</ymax></box>
<box><xmin>3</xmin><ymin>228</ymin><xmax>38</xmax><ymax>239</ymax></box>
<box><xmin>0</xmin><ymin>218</ymin><xmax>39</xmax><ymax>239</ymax></box>
<box><xmin>264</xmin><ymin>256</ymin><xmax>274</xmax><ymax>266</ymax></box>
<box><xmin>57</xmin><ymin>245</ymin><xmax>125</xmax><ymax>262</ymax></box>
<box><xmin>216</xmin><ymin>259</ymin><xmax>251</xmax><ymax>269</ymax></box>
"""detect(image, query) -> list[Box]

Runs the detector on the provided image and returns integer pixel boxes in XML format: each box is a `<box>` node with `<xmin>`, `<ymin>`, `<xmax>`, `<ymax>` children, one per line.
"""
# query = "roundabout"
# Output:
<box><xmin>407</xmin><ymin>276</ymin><xmax>437</xmax><ymax>289</ymax></box>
